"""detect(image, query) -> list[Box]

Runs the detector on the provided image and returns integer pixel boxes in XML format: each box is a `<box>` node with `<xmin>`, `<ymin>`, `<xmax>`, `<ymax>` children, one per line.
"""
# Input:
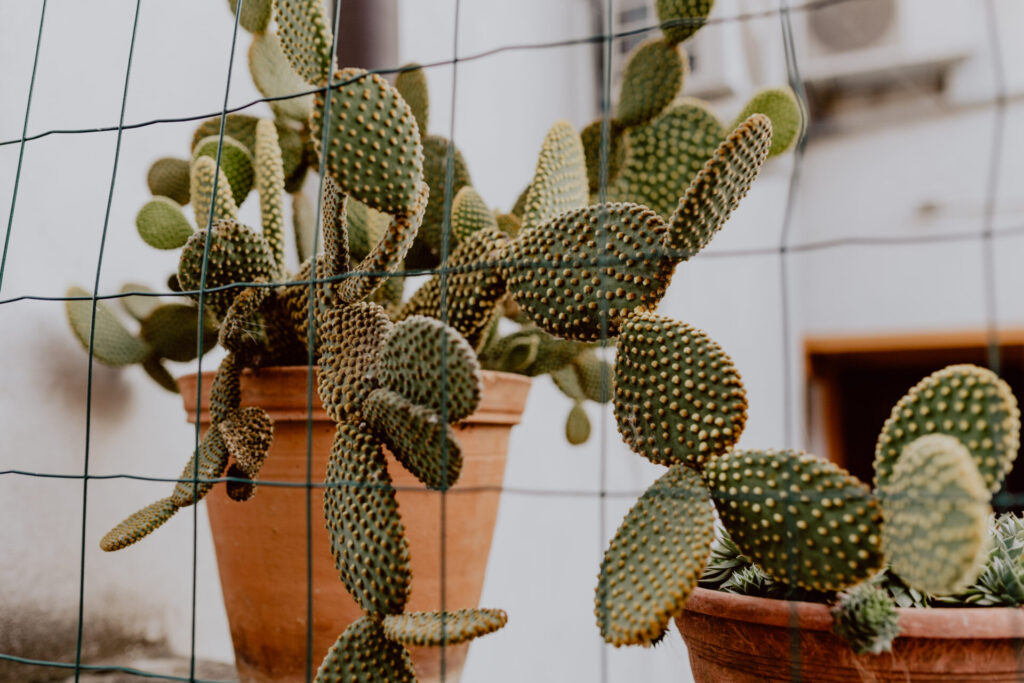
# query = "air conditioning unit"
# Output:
<box><xmin>609</xmin><ymin>0</ymin><xmax>749</xmax><ymax>101</ymax></box>
<box><xmin>791</xmin><ymin>0</ymin><xmax>981</xmax><ymax>87</ymax></box>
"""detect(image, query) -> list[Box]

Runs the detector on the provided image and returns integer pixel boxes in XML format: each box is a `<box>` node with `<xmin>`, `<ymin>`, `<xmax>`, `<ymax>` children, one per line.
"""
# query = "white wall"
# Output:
<box><xmin>2</xmin><ymin>0</ymin><xmax>1023</xmax><ymax>682</ymax></box>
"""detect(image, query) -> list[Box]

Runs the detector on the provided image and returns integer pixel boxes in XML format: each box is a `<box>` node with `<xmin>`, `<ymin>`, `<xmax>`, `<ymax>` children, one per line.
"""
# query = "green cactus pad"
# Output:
<box><xmin>704</xmin><ymin>449</ymin><xmax>885</xmax><ymax>592</ymax></box>
<box><xmin>414</xmin><ymin>134</ymin><xmax>472</xmax><ymax>265</ymax></box>
<box><xmin>347</xmin><ymin>197</ymin><xmax>390</xmax><ymax>262</ymax></box>
<box><xmin>551</xmin><ymin>364</ymin><xmax>585</xmax><ymax>401</ymax></box>
<box><xmin>249</xmin><ymin>32</ymin><xmax>314</xmax><ymax>122</ymax></box>
<box><xmin>317</xmin><ymin>302</ymin><xmax>392</xmax><ymax>422</ymax></box>
<box><xmin>209</xmin><ymin>355</ymin><xmax>242</xmax><ymax>424</ymax></box>
<box><xmin>218</xmin><ymin>285</ymin><xmax>272</xmax><ymax>357</ymax></box>
<box><xmin>483</xmin><ymin>331</ymin><xmax>539</xmax><ymax>373</ymax></box>
<box><xmin>227</xmin><ymin>0</ymin><xmax>271</xmax><ymax>34</ymax></box>
<box><xmin>581</xmin><ymin>119</ymin><xmax>628</xmax><ymax>195</ymax></box>
<box><xmin>874</xmin><ymin>364</ymin><xmax>1020</xmax><ymax>494</ymax></box>
<box><xmin>382</xmin><ymin>608</ymin><xmax>508</xmax><ymax>647</ymax></box>
<box><xmin>311</xmin><ymin>68</ymin><xmax>424</xmax><ymax>216</ymax></box>
<box><xmin>370</xmin><ymin>273</ymin><xmax>404</xmax><ymax>316</ymax></box>
<box><xmin>142</xmin><ymin>356</ymin><xmax>178</xmax><ymax>393</ymax></box>
<box><xmin>190</xmin><ymin>156</ymin><xmax>239</xmax><ymax>227</ymax></box>
<box><xmin>139</xmin><ymin>303</ymin><xmax>218</xmax><ymax>362</ymax></box>
<box><xmin>218</xmin><ymin>406</ymin><xmax>274</xmax><ymax>478</ymax></box>
<box><xmin>177</xmin><ymin>219</ymin><xmax>278</xmax><ymax>318</ymax></box>
<box><xmin>665</xmin><ymin>114</ymin><xmax>773</xmax><ymax>260</ymax></box>
<box><xmin>191</xmin><ymin>115</ymin><xmax>305</xmax><ymax>191</ymax></box>
<box><xmin>193</xmin><ymin>135</ymin><xmax>255</xmax><ymax>208</ymax></box>
<box><xmin>733</xmin><ymin>87</ymin><xmax>803</xmax><ymax>158</ymax></box>
<box><xmin>274</xmin><ymin>0</ymin><xmax>334</xmax><ymax>86</ymax></box>
<box><xmin>65</xmin><ymin>286</ymin><xmax>151</xmax><ymax>366</ymax></box>
<box><xmin>363</xmin><ymin>388</ymin><xmax>463</xmax><ymax>490</ymax></box>
<box><xmin>565</xmin><ymin>401</ymin><xmax>591</xmax><ymax>445</ymax></box>
<box><xmin>291</xmin><ymin>190</ymin><xmax>316</xmax><ymax>263</ymax></box>
<box><xmin>520</xmin><ymin>120</ymin><xmax>588</xmax><ymax>232</ymax></box>
<box><xmin>451</xmin><ymin>186</ymin><xmax>497</xmax><ymax>243</ymax></box>
<box><xmin>319</xmin><ymin>175</ymin><xmax>350</xmax><ymax>277</ymax></box>
<box><xmin>170</xmin><ymin>428</ymin><xmax>231</xmax><ymax>507</ymax></box>
<box><xmin>324</xmin><ymin>423</ymin><xmax>411</xmax><ymax>614</ymax></box>
<box><xmin>505</xmin><ymin>203</ymin><xmax>675</xmax><ymax>341</ymax></box>
<box><xmin>595</xmin><ymin>464</ymin><xmax>715</xmax><ymax>646</ymax></box>
<box><xmin>574</xmin><ymin>351</ymin><xmax>613</xmax><ymax>403</ymax></box>
<box><xmin>374</xmin><ymin>315</ymin><xmax>482</xmax><ymax>423</ymax></box>
<box><xmin>225</xmin><ymin>462</ymin><xmax>256</xmax><ymax>502</ymax></box>
<box><xmin>831</xmin><ymin>582</ymin><xmax>901</xmax><ymax>655</ymax></box>
<box><xmin>395</xmin><ymin>227</ymin><xmax>510</xmax><ymax>350</ymax></box>
<box><xmin>616</xmin><ymin>39</ymin><xmax>686</xmax><ymax>128</ymax></box>
<box><xmin>135</xmin><ymin>197</ymin><xmax>194</xmax><ymax>250</ymax></box>
<box><xmin>254</xmin><ymin>119</ymin><xmax>287</xmax><ymax>268</ymax></box>
<box><xmin>657</xmin><ymin>0</ymin><xmax>714</xmax><ymax>45</ymax></box>
<box><xmin>614</xmin><ymin>312</ymin><xmax>746</xmax><ymax>467</ymax></box>
<box><xmin>395</xmin><ymin>63</ymin><xmax>430</xmax><ymax>134</ymax></box>
<box><xmin>146</xmin><ymin>158</ymin><xmax>191</xmax><ymax>205</ymax></box>
<box><xmin>314</xmin><ymin>617</ymin><xmax>415</xmax><ymax>683</ymax></box>
<box><xmin>99</xmin><ymin>497</ymin><xmax>178</xmax><ymax>552</ymax></box>
<box><xmin>609</xmin><ymin>100</ymin><xmax>725</xmax><ymax>218</ymax></box>
<box><xmin>882</xmin><ymin>434</ymin><xmax>992</xmax><ymax>595</ymax></box>
<box><xmin>119</xmin><ymin>283</ymin><xmax>160</xmax><ymax>322</ymax></box>
<box><xmin>339</xmin><ymin>181</ymin><xmax>428</xmax><ymax>305</ymax></box>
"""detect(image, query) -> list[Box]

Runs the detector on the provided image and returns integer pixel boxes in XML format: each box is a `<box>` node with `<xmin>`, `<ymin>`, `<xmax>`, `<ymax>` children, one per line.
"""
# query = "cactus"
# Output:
<box><xmin>831</xmin><ymin>583</ymin><xmax>901</xmax><ymax>655</ymax></box>
<box><xmin>192</xmin><ymin>135</ymin><xmax>255</xmax><ymax>207</ymax></box>
<box><xmin>146</xmin><ymin>157</ymin><xmax>191</xmax><ymax>205</ymax></box>
<box><xmin>136</xmin><ymin>197</ymin><xmax>194</xmax><ymax>250</ymax></box>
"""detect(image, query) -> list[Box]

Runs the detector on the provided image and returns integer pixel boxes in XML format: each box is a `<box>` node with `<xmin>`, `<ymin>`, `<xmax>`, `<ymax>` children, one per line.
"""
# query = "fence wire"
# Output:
<box><xmin>1</xmin><ymin>0</ymin><xmax>1021</xmax><ymax>681</ymax></box>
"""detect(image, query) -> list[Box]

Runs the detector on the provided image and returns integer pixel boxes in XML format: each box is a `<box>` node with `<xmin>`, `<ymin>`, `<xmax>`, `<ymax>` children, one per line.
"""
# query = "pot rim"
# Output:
<box><xmin>682</xmin><ymin>586</ymin><xmax>1024</xmax><ymax>640</ymax></box>
<box><xmin>177</xmin><ymin>366</ymin><xmax>532</xmax><ymax>426</ymax></box>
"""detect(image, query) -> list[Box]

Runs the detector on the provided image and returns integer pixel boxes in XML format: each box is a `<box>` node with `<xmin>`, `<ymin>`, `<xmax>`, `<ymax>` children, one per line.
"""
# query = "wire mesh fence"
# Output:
<box><xmin>2</xmin><ymin>0</ymin><xmax>1023</xmax><ymax>681</ymax></box>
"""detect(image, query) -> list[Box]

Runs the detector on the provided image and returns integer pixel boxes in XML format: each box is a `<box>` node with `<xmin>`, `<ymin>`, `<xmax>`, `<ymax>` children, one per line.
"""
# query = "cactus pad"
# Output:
<box><xmin>395</xmin><ymin>227</ymin><xmax>510</xmax><ymax>350</ymax></box>
<box><xmin>506</xmin><ymin>203</ymin><xmax>675</xmax><ymax>341</ymax></box>
<box><xmin>253</xmin><ymin>119</ymin><xmax>287</xmax><ymax>268</ymax></box>
<box><xmin>595</xmin><ymin>464</ymin><xmax>715</xmax><ymax>646</ymax></box>
<box><xmin>657</xmin><ymin>0</ymin><xmax>715</xmax><ymax>45</ymax></box>
<box><xmin>381</xmin><ymin>609</ymin><xmax>508</xmax><ymax>647</ymax></box>
<box><xmin>574</xmin><ymin>351</ymin><xmax>613</xmax><ymax>403</ymax></box>
<box><xmin>665</xmin><ymin>114</ymin><xmax>773</xmax><ymax>260</ymax></box>
<box><xmin>274</xmin><ymin>0</ymin><xmax>334</xmax><ymax>86</ymax></box>
<box><xmin>170</xmin><ymin>428</ymin><xmax>231</xmax><ymax>507</ymax></box>
<box><xmin>609</xmin><ymin>101</ymin><xmax>725</xmax><ymax>218</ymax></box>
<box><xmin>616</xmin><ymin>39</ymin><xmax>685</xmax><ymax>127</ymax></box>
<box><xmin>704</xmin><ymin>449</ymin><xmax>885</xmax><ymax>592</ymax></box>
<box><xmin>375</xmin><ymin>315</ymin><xmax>482</xmax><ymax>423</ymax></box>
<box><xmin>318</xmin><ymin>175</ymin><xmax>350</xmax><ymax>277</ymax></box>
<box><xmin>520</xmin><ymin>120</ymin><xmax>588</xmax><ymax>232</ymax></box>
<box><xmin>99</xmin><ymin>497</ymin><xmax>178</xmax><ymax>552</ymax></box>
<box><xmin>581</xmin><ymin>119</ymin><xmax>628</xmax><ymax>195</ymax></box>
<box><xmin>317</xmin><ymin>302</ymin><xmax>392</xmax><ymax>422</ymax></box>
<box><xmin>496</xmin><ymin>212</ymin><xmax>522</xmax><ymax>238</ymax></box>
<box><xmin>65</xmin><ymin>286</ymin><xmax>150</xmax><ymax>366</ymax></box>
<box><xmin>314</xmin><ymin>617</ymin><xmax>415</xmax><ymax>683</ymax></box>
<box><xmin>565</xmin><ymin>402</ymin><xmax>591</xmax><ymax>445</ymax></box>
<box><xmin>192</xmin><ymin>135</ymin><xmax>255</xmax><ymax>208</ymax></box>
<box><xmin>146</xmin><ymin>158</ymin><xmax>191</xmax><ymax>205</ymax></box>
<box><xmin>875</xmin><ymin>365</ymin><xmax>1020</xmax><ymax>494</ymax></box>
<box><xmin>190</xmin><ymin>156</ymin><xmax>239</xmax><ymax>226</ymax></box>
<box><xmin>177</xmin><ymin>219</ymin><xmax>278</xmax><ymax>318</ymax></box>
<box><xmin>225</xmin><ymin>462</ymin><xmax>256</xmax><ymax>502</ymax></box>
<box><xmin>139</xmin><ymin>303</ymin><xmax>218</xmax><ymax>362</ymax></box>
<box><xmin>451</xmin><ymin>186</ymin><xmax>498</xmax><ymax>243</ymax></box>
<box><xmin>415</xmin><ymin>134</ymin><xmax>472</xmax><ymax>263</ymax></box>
<box><xmin>339</xmin><ymin>180</ymin><xmax>428</xmax><ymax>305</ymax></box>
<box><xmin>614</xmin><ymin>313</ymin><xmax>746</xmax><ymax>466</ymax></box>
<box><xmin>136</xmin><ymin>197</ymin><xmax>194</xmax><ymax>250</ymax></box>
<box><xmin>363</xmin><ymin>388</ymin><xmax>463</xmax><ymax>490</ymax></box>
<box><xmin>311</xmin><ymin>68</ymin><xmax>424</xmax><ymax>216</ymax></box>
<box><xmin>119</xmin><ymin>282</ymin><xmax>160</xmax><ymax>322</ymax></box>
<box><xmin>324</xmin><ymin>423</ymin><xmax>411</xmax><ymax>614</ymax></box>
<box><xmin>209</xmin><ymin>354</ymin><xmax>242</xmax><ymax>424</ymax></box>
<box><xmin>218</xmin><ymin>406</ymin><xmax>274</xmax><ymax>477</ymax></box>
<box><xmin>347</xmin><ymin>197</ymin><xmax>390</xmax><ymax>262</ymax></box>
<box><xmin>395</xmin><ymin>63</ymin><xmax>430</xmax><ymax>134</ymax></box>
<box><xmin>249</xmin><ymin>32</ymin><xmax>314</xmax><ymax>122</ymax></box>
<box><xmin>227</xmin><ymin>0</ymin><xmax>271</xmax><ymax>34</ymax></box>
<box><xmin>192</xmin><ymin>115</ymin><xmax>305</xmax><ymax>190</ymax></box>
<box><xmin>733</xmin><ymin>87</ymin><xmax>803</xmax><ymax>158</ymax></box>
<box><xmin>882</xmin><ymin>434</ymin><xmax>992</xmax><ymax>595</ymax></box>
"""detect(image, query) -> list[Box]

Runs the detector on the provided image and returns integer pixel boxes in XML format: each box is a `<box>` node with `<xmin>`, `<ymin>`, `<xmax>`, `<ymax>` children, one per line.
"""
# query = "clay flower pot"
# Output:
<box><xmin>675</xmin><ymin>587</ymin><xmax>1024</xmax><ymax>682</ymax></box>
<box><xmin>178</xmin><ymin>367</ymin><xmax>531</xmax><ymax>683</ymax></box>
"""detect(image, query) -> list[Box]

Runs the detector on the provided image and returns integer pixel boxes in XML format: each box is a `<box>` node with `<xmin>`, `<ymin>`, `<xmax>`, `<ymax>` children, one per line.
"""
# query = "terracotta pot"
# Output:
<box><xmin>178</xmin><ymin>367</ymin><xmax>530</xmax><ymax>683</ymax></box>
<box><xmin>675</xmin><ymin>587</ymin><xmax>1024</xmax><ymax>682</ymax></box>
